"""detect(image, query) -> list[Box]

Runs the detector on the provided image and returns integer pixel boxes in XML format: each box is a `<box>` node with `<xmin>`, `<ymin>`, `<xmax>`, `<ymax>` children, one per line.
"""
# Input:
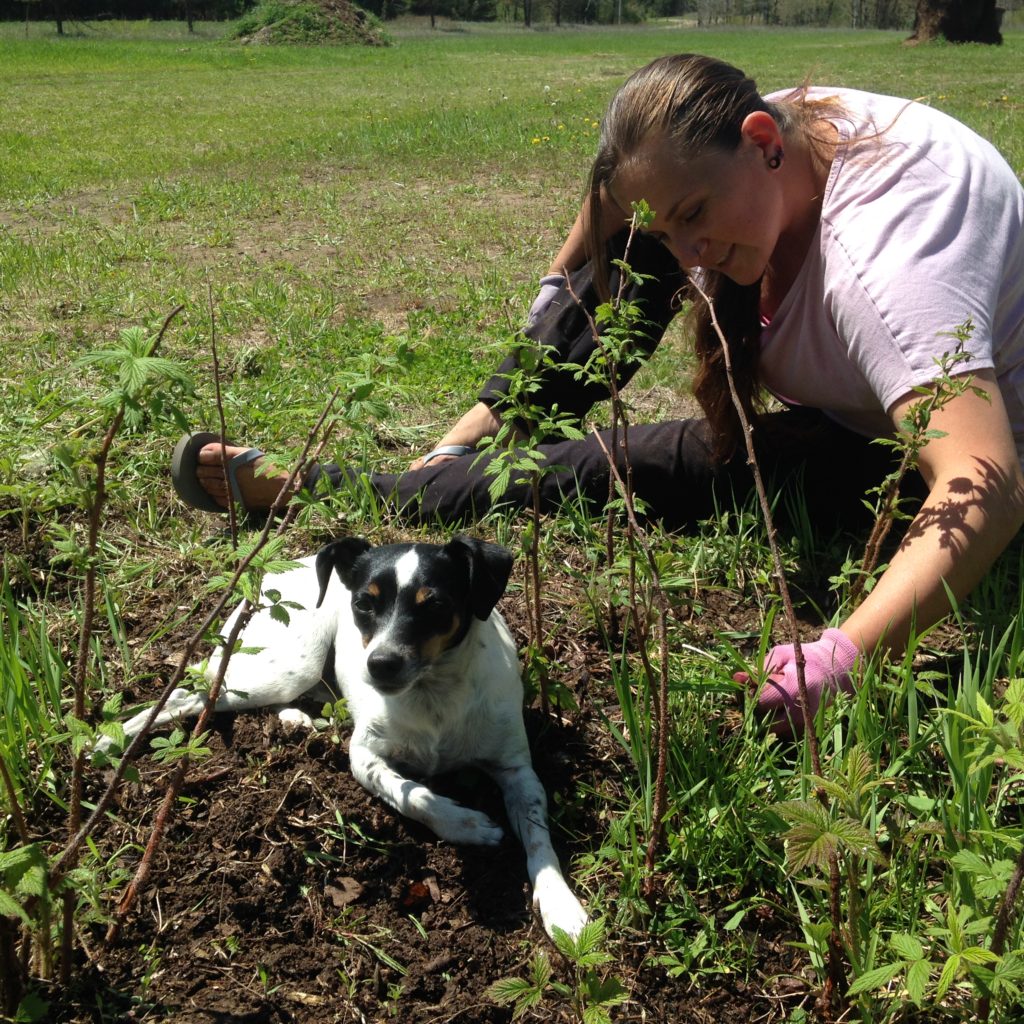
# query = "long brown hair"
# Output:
<box><xmin>586</xmin><ymin>54</ymin><xmax>838</xmax><ymax>460</ymax></box>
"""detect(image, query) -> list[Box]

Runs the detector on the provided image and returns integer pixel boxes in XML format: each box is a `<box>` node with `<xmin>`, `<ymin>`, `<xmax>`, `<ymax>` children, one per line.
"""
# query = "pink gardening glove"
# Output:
<box><xmin>528</xmin><ymin>274</ymin><xmax>565</xmax><ymax>325</ymax></box>
<box><xmin>736</xmin><ymin>628</ymin><xmax>860</xmax><ymax>737</ymax></box>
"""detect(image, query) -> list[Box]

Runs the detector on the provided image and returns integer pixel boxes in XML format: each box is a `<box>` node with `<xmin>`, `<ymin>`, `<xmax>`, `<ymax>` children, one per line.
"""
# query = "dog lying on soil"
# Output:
<box><xmin>103</xmin><ymin>535</ymin><xmax>588</xmax><ymax>940</ymax></box>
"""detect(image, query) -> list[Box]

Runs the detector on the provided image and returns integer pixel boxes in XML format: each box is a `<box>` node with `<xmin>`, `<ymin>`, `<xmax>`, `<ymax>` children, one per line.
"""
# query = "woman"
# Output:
<box><xmin>175</xmin><ymin>54</ymin><xmax>1024</xmax><ymax>734</ymax></box>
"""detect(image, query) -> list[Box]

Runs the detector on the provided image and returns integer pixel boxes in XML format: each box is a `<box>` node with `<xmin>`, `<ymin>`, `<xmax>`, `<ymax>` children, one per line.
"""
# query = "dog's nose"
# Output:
<box><xmin>367</xmin><ymin>649</ymin><xmax>406</xmax><ymax>685</ymax></box>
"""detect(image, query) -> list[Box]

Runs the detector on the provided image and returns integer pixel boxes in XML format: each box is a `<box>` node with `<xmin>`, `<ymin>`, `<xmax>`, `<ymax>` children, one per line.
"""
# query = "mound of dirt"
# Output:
<box><xmin>235</xmin><ymin>0</ymin><xmax>389</xmax><ymax>46</ymax></box>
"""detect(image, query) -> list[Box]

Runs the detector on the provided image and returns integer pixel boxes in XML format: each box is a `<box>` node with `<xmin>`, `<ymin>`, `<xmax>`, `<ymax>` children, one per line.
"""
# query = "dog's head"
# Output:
<box><xmin>315</xmin><ymin>535</ymin><xmax>513</xmax><ymax>696</ymax></box>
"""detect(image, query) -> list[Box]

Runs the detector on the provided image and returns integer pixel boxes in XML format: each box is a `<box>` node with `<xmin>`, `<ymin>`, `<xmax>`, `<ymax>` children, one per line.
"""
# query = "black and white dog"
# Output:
<box><xmin>103</xmin><ymin>536</ymin><xmax>588</xmax><ymax>940</ymax></box>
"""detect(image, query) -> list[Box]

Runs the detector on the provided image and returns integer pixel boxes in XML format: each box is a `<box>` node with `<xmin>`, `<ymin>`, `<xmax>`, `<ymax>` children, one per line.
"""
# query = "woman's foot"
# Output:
<box><xmin>194</xmin><ymin>441</ymin><xmax>292</xmax><ymax>511</ymax></box>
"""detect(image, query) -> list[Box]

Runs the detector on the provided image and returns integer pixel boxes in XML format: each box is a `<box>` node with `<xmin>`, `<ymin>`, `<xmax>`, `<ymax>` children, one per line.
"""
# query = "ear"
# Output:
<box><xmin>446</xmin><ymin>535</ymin><xmax>513</xmax><ymax>620</ymax></box>
<box><xmin>315</xmin><ymin>537</ymin><xmax>372</xmax><ymax>607</ymax></box>
<box><xmin>740</xmin><ymin>110</ymin><xmax>783</xmax><ymax>160</ymax></box>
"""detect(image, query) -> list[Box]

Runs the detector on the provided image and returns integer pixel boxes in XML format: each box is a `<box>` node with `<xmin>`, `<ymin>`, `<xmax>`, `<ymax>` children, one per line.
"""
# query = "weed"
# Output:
<box><xmin>487</xmin><ymin>919</ymin><xmax>627</xmax><ymax>1022</ymax></box>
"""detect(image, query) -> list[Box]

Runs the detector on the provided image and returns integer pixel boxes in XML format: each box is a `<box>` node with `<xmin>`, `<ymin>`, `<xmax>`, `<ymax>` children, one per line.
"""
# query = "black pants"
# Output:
<box><xmin>311</xmin><ymin>232</ymin><xmax>924</xmax><ymax>533</ymax></box>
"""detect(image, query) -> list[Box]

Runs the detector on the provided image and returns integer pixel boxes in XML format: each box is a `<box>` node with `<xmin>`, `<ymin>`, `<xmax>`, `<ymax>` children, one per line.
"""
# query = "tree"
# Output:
<box><xmin>906</xmin><ymin>0</ymin><xmax>1003</xmax><ymax>42</ymax></box>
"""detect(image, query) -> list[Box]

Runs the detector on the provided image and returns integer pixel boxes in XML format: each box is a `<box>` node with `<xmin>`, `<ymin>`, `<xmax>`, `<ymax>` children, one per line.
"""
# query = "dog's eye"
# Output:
<box><xmin>352</xmin><ymin>593</ymin><xmax>376</xmax><ymax>615</ymax></box>
<box><xmin>417</xmin><ymin>593</ymin><xmax>448</xmax><ymax>615</ymax></box>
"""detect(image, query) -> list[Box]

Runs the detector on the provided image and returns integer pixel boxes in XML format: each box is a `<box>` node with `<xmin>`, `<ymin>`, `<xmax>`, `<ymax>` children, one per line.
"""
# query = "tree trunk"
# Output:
<box><xmin>906</xmin><ymin>0</ymin><xmax>1003</xmax><ymax>43</ymax></box>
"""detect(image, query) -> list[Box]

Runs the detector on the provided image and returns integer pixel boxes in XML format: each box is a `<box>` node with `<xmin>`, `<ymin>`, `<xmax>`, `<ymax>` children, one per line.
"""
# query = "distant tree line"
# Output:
<box><xmin>2</xmin><ymin>0</ymin><xmax>920</xmax><ymax>22</ymax></box>
<box><xmin>5</xmin><ymin>0</ymin><xmax>1006</xmax><ymax>40</ymax></box>
<box><xmin>351</xmin><ymin>0</ymin><xmax>920</xmax><ymax>22</ymax></box>
<box><xmin>3</xmin><ymin>0</ymin><xmax>246</xmax><ymax>20</ymax></box>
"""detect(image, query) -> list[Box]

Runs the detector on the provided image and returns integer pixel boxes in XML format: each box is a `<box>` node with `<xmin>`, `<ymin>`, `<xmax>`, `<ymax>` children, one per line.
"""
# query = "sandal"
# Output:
<box><xmin>171</xmin><ymin>431</ymin><xmax>266</xmax><ymax>513</ymax></box>
<box><xmin>420</xmin><ymin>444</ymin><xmax>474</xmax><ymax>466</ymax></box>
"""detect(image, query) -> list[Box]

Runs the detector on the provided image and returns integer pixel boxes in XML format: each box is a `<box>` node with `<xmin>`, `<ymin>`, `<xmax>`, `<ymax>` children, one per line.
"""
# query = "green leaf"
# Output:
<box><xmin>829</xmin><ymin>817</ymin><xmax>886</xmax><ymax>864</ymax></box>
<box><xmin>0</xmin><ymin>888</ymin><xmax>29</xmax><ymax>923</ymax></box>
<box><xmin>586</xmin><ymin>974</ymin><xmax>627</xmax><ymax>1006</ymax></box>
<box><xmin>13</xmin><ymin>990</ymin><xmax>49</xmax><ymax>1023</ymax></box>
<box><xmin>951</xmin><ymin>849</ymin><xmax>992</xmax><ymax>876</ymax></box>
<box><xmin>0</xmin><ymin>844</ymin><xmax>46</xmax><ymax>879</ymax></box>
<box><xmin>959</xmin><ymin>946</ymin><xmax>998</xmax><ymax>966</ymax></box>
<box><xmin>847</xmin><ymin>962</ymin><xmax>905</xmax><ymax>996</ymax></box>
<box><xmin>529</xmin><ymin>951</ymin><xmax>552</xmax><ymax>990</ymax></box>
<box><xmin>890</xmin><ymin>933</ymin><xmax>924</xmax><ymax>962</ymax></box>
<box><xmin>785</xmin><ymin>823</ymin><xmax>839</xmax><ymax>873</ymax></box>
<box><xmin>936</xmin><ymin>954</ymin><xmax>960</xmax><ymax>1000</ymax></box>
<box><xmin>774</xmin><ymin>799</ymin><xmax>831</xmax><ymax>831</ymax></box>
<box><xmin>485</xmin><ymin>977</ymin><xmax>536</xmax><ymax>1005</ymax></box>
<box><xmin>976</xmin><ymin>692</ymin><xmax>995</xmax><ymax>728</ymax></box>
<box><xmin>906</xmin><ymin>957</ymin><xmax>930</xmax><ymax>1007</ymax></box>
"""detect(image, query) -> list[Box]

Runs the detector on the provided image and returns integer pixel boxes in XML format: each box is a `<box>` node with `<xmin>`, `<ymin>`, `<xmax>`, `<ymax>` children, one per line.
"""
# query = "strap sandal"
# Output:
<box><xmin>420</xmin><ymin>444</ymin><xmax>474</xmax><ymax>466</ymax></box>
<box><xmin>171</xmin><ymin>431</ymin><xmax>265</xmax><ymax>514</ymax></box>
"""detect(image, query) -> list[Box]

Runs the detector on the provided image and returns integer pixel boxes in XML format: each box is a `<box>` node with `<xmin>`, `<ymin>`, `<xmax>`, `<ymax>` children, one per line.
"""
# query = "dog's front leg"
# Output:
<box><xmin>492</xmin><ymin>763</ymin><xmax>588</xmax><ymax>940</ymax></box>
<box><xmin>347</xmin><ymin>740</ymin><xmax>504</xmax><ymax>846</ymax></box>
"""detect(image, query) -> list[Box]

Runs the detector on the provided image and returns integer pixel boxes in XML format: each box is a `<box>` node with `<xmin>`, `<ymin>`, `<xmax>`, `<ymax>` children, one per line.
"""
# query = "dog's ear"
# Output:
<box><xmin>315</xmin><ymin>537</ymin><xmax>372</xmax><ymax>607</ymax></box>
<box><xmin>446</xmin><ymin>535</ymin><xmax>513</xmax><ymax>620</ymax></box>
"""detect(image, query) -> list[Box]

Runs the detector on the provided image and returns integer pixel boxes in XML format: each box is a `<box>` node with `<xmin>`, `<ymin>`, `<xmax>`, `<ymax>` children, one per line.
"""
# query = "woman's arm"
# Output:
<box><xmin>839</xmin><ymin>369</ymin><xmax>1024</xmax><ymax>654</ymax></box>
<box><xmin>545</xmin><ymin>187</ymin><xmax>630</xmax><ymax>277</ymax></box>
<box><xmin>752</xmin><ymin>370</ymin><xmax>1024</xmax><ymax>736</ymax></box>
<box><xmin>410</xmin><ymin>191</ymin><xmax>639</xmax><ymax>470</ymax></box>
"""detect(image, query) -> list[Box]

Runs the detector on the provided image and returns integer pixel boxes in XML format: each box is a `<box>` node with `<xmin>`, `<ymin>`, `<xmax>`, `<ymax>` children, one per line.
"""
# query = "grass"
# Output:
<box><xmin>2</xmin><ymin>17</ymin><xmax>1024</xmax><ymax>1022</ymax></box>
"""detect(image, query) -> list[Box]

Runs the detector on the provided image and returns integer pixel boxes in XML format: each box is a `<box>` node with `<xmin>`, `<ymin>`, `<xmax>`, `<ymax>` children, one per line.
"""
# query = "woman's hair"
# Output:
<box><xmin>585</xmin><ymin>54</ymin><xmax>837</xmax><ymax>460</ymax></box>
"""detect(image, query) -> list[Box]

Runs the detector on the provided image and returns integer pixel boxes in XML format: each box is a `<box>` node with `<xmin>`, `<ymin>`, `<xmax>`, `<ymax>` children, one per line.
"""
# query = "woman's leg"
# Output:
<box><xmin>314</xmin><ymin>408</ymin><xmax>924</xmax><ymax>531</ymax></box>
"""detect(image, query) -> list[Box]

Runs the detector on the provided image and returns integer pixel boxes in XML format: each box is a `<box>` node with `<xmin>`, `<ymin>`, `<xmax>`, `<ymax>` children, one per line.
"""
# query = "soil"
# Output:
<box><xmin>26</xmin><ymin>538</ymin><xmax>819</xmax><ymax>1024</ymax></box>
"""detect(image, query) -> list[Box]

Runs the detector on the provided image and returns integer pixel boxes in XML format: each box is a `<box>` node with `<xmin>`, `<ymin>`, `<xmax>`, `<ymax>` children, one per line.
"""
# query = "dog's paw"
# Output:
<box><xmin>277</xmin><ymin>707</ymin><xmax>314</xmax><ymax>733</ymax></box>
<box><xmin>429</xmin><ymin>805</ymin><xmax>504</xmax><ymax>846</ymax></box>
<box><xmin>534</xmin><ymin>878</ymin><xmax>588</xmax><ymax>941</ymax></box>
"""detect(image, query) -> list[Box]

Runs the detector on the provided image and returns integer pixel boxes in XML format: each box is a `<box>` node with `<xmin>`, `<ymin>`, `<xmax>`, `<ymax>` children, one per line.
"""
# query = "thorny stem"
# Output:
<box><xmin>0</xmin><ymin>752</ymin><xmax>30</xmax><ymax>1012</ymax></box>
<box><xmin>691</xmin><ymin>281</ymin><xmax>846</xmax><ymax>1013</ymax></box>
<box><xmin>978</xmin><ymin>844</ymin><xmax>1024</xmax><ymax>1022</ymax></box>
<box><xmin>50</xmin><ymin>388</ymin><xmax>339</xmax><ymax>891</ymax></box>
<box><xmin>561</xmin><ymin>211</ymin><xmax>644</xmax><ymax>646</ymax></box>
<box><xmin>851</xmin><ymin>445</ymin><xmax>915</xmax><ymax>606</ymax></box>
<box><xmin>529</xmin><ymin>475</ymin><xmax>549</xmax><ymax>714</ymax></box>
<box><xmin>105</xmin><ymin>603</ymin><xmax>252</xmax><ymax>943</ymax></box>
<box><xmin>589</xmin><ymin>428</ymin><xmax>672</xmax><ymax>883</ymax></box>
<box><xmin>101</xmin><ymin>391</ymin><xmax>341</xmax><ymax>940</ymax></box>
<box><xmin>565</xmin><ymin>213</ymin><xmax>668</xmax><ymax>880</ymax></box>
<box><xmin>0</xmin><ymin>755</ymin><xmax>30</xmax><ymax>848</ymax></box>
<box><xmin>58</xmin><ymin>304</ymin><xmax>184</xmax><ymax>983</ymax></box>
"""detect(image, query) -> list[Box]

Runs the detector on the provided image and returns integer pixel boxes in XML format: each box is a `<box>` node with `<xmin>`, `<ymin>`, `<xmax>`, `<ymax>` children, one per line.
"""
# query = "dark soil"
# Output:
<box><xmin>65</xmin><ymin>710</ymin><xmax>807</xmax><ymax>1024</ymax></box>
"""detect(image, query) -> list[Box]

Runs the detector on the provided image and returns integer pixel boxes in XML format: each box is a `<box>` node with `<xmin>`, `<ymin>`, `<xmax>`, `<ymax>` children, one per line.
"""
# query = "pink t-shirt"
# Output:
<box><xmin>758</xmin><ymin>88</ymin><xmax>1024</xmax><ymax>463</ymax></box>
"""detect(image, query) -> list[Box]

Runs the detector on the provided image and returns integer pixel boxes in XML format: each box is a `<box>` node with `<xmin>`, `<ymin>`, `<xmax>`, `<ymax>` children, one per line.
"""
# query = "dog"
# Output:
<box><xmin>102</xmin><ymin>535</ymin><xmax>588</xmax><ymax>941</ymax></box>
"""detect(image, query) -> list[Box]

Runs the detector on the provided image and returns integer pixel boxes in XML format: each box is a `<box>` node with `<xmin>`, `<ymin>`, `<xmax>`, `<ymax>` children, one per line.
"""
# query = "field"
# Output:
<box><xmin>2</xmin><ymin>17</ymin><xmax>1024</xmax><ymax>1024</ymax></box>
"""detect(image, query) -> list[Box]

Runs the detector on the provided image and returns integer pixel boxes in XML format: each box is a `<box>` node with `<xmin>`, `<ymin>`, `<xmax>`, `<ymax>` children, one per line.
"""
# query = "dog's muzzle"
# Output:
<box><xmin>366</xmin><ymin>647</ymin><xmax>418</xmax><ymax>694</ymax></box>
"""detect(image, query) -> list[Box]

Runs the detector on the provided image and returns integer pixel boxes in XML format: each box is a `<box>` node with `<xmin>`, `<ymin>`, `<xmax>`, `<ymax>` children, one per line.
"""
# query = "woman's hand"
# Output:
<box><xmin>409</xmin><ymin>402</ymin><xmax>507</xmax><ymax>471</ymax></box>
<box><xmin>736</xmin><ymin>628</ymin><xmax>860</xmax><ymax>737</ymax></box>
<box><xmin>529</xmin><ymin>274</ymin><xmax>566</xmax><ymax>325</ymax></box>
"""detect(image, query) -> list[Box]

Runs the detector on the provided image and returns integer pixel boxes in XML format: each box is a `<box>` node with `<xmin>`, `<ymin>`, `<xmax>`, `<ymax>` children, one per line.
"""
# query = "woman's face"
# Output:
<box><xmin>610</xmin><ymin>125</ymin><xmax>785</xmax><ymax>286</ymax></box>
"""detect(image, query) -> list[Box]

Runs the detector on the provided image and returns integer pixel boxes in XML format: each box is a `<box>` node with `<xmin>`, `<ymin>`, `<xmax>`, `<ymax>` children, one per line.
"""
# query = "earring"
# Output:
<box><xmin>768</xmin><ymin>149</ymin><xmax>784</xmax><ymax>170</ymax></box>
